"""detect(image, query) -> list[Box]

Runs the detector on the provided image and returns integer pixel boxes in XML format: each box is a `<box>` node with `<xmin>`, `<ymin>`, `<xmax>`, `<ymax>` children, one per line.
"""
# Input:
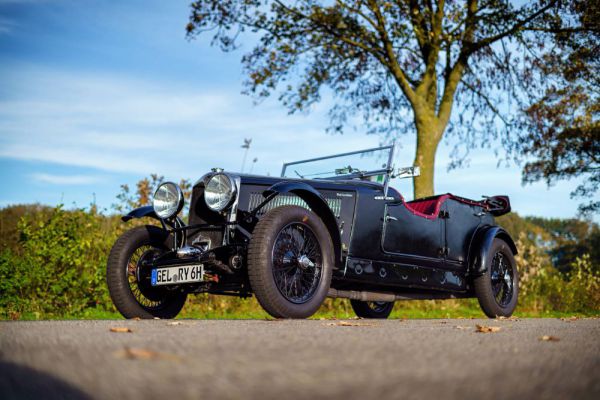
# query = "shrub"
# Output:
<box><xmin>0</xmin><ymin>206</ymin><xmax>120</xmax><ymax>318</ymax></box>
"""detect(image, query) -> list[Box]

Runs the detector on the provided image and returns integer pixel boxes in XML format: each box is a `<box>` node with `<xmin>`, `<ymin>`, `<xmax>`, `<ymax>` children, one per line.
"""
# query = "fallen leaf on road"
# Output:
<box><xmin>132</xmin><ymin>317</ymin><xmax>141</xmax><ymax>321</ymax></box>
<box><xmin>455</xmin><ymin>326</ymin><xmax>471</xmax><ymax>330</ymax></box>
<box><xmin>115</xmin><ymin>347</ymin><xmax>181</xmax><ymax>361</ymax></box>
<box><xmin>327</xmin><ymin>321</ymin><xmax>375</xmax><ymax>327</ymax></box>
<box><xmin>497</xmin><ymin>316</ymin><xmax>519</xmax><ymax>321</ymax></box>
<box><xmin>110</xmin><ymin>327</ymin><xmax>133</xmax><ymax>333</ymax></box>
<box><xmin>540</xmin><ymin>335</ymin><xmax>560</xmax><ymax>342</ymax></box>
<box><xmin>475</xmin><ymin>325</ymin><xmax>501</xmax><ymax>333</ymax></box>
<box><xmin>560</xmin><ymin>316</ymin><xmax>579</xmax><ymax>322</ymax></box>
<box><xmin>167</xmin><ymin>321</ymin><xmax>183</xmax><ymax>326</ymax></box>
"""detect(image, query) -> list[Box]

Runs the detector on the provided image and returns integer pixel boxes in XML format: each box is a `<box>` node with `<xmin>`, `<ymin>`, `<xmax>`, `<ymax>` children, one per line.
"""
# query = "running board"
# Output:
<box><xmin>327</xmin><ymin>288</ymin><xmax>468</xmax><ymax>302</ymax></box>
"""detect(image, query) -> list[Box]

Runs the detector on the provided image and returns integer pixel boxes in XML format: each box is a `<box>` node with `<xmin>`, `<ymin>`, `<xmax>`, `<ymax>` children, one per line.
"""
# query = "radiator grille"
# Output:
<box><xmin>248</xmin><ymin>193</ymin><xmax>341</xmax><ymax>218</ymax></box>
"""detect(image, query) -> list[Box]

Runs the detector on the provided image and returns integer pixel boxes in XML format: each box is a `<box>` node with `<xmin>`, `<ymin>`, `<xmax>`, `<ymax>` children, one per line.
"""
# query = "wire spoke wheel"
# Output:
<box><xmin>350</xmin><ymin>299</ymin><xmax>394</xmax><ymax>319</ymax></box>
<box><xmin>368</xmin><ymin>301</ymin><xmax>390</xmax><ymax>313</ymax></box>
<box><xmin>473</xmin><ymin>237</ymin><xmax>518</xmax><ymax>318</ymax></box>
<box><xmin>247</xmin><ymin>206</ymin><xmax>333</xmax><ymax>319</ymax></box>
<box><xmin>272</xmin><ymin>222</ymin><xmax>323</xmax><ymax>304</ymax></box>
<box><xmin>107</xmin><ymin>225</ymin><xmax>187</xmax><ymax>319</ymax></box>
<box><xmin>126</xmin><ymin>245</ymin><xmax>170</xmax><ymax>310</ymax></box>
<box><xmin>490</xmin><ymin>251</ymin><xmax>514</xmax><ymax>307</ymax></box>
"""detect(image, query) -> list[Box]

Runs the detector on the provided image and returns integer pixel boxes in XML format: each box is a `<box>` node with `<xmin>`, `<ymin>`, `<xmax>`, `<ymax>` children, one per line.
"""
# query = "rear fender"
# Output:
<box><xmin>469</xmin><ymin>226</ymin><xmax>518</xmax><ymax>276</ymax></box>
<box><xmin>263</xmin><ymin>182</ymin><xmax>342</xmax><ymax>268</ymax></box>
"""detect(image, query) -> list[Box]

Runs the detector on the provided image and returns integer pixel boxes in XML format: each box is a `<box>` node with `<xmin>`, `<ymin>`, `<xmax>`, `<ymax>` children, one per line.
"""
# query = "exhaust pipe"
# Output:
<box><xmin>327</xmin><ymin>288</ymin><xmax>464</xmax><ymax>302</ymax></box>
<box><xmin>327</xmin><ymin>288</ymin><xmax>397</xmax><ymax>302</ymax></box>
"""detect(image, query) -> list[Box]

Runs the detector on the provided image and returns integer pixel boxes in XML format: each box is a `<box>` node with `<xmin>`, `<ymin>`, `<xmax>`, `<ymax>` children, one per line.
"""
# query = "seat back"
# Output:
<box><xmin>405</xmin><ymin>195</ymin><xmax>450</xmax><ymax>219</ymax></box>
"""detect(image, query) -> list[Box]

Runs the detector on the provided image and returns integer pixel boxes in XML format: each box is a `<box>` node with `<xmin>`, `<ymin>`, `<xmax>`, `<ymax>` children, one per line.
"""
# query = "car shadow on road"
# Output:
<box><xmin>0</xmin><ymin>361</ymin><xmax>90</xmax><ymax>400</ymax></box>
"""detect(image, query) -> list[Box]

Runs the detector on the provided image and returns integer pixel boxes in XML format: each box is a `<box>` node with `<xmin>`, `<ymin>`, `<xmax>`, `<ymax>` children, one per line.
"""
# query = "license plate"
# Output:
<box><xmin>151</xmin><ymin>264</ymin><xmax>204</xmax><ymax>286</ymax></box>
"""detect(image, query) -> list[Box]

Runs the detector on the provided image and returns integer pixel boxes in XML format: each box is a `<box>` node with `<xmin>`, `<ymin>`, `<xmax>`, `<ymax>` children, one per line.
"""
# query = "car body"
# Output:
<box><xmin>108</xmin><ymin>145</ymin><xmax>518</xmax><ymax>319</ymax></box>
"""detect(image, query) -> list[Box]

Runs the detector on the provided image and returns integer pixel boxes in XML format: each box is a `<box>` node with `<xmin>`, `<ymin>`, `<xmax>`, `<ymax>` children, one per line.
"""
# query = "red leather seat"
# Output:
<box><xmin>405</xmin><ymin>194</ymin><xmax>450</xmax><ymax>219</ymax></box>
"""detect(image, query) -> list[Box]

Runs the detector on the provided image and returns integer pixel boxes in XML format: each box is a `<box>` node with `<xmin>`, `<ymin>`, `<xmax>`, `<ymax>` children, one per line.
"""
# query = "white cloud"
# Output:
<box><xmin>0</xmin><ymin>65</ymin><xmax>380</xmax><ymax>178</ymax></box>
<box><xmin>31</xmin><ymin>173</ymin><xmax>103</xmax><ymax>185</ymax></box>
<box><xmin>0</xmin><ymin>16</ymin><xmax>17</xmax><ymax>35</ymax></box>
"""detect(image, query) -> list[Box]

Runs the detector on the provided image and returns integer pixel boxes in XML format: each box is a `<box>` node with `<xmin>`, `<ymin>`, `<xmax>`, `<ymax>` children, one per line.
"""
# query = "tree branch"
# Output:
<box><xmin>366</xmin><ymin>0</ymin><xmax>417</xmax><ymax>105</ymax></box>
<box><xmin>468</xmin><ymin>0</ymin><xmax>559</xmax><ymax>53</ymax></box>
<box><xmin>461</xmin><ymin>79</ymin><xmax>511</xmax><ymax>127</ymax></box>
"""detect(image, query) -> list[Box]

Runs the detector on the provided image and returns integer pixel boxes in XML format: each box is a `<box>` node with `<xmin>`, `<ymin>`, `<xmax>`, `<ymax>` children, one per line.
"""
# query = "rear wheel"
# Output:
<box><xmin>473</xmin><ymin>238</ymin><xmax>519</xmax><ymax>318</ymax></box>
<box><xmin>350</xmin><ymin>300</ymin><xmax>394</xmax><ymax>319</ymax></box>
<box><xmin>107</xmin><ymin>225</ymin><xmax>187</xmax><ymax>319</ymax></box>
<box><xmin>247</xmin><ymin>206</ymin><xmax>334</xmax><ymax>319</ymax></box>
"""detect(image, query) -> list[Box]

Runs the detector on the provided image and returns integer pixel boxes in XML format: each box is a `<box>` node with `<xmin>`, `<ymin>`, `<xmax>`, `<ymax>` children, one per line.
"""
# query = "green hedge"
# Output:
<box><xmin>0</xmin><ymin>205</ymin><xmax>598</xmax><ymax>319</ymax></box>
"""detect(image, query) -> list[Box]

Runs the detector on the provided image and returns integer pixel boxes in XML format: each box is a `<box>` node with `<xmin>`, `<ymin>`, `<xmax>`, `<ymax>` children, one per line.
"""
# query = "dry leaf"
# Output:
<box><xmin>560</xmin><ymin>316</ymin><xmax>579</xmax><ymax>322</ymax></box>
<box><xmin>455</xmin><ymin>325</ymin><xmax>471</xmax><ymax>330</ymax></box>
<box><xmin>475</xmin><ymin>325</ymin><xmax>501</xmax><ymax>333</ymax></box>
<box><xmin>327</xmin><ymin>321</ymin><xmax>375</xmax><ymax>327</ymax></box>
<box><xmin>132</xmin><ymin>317</ymin><xmax>141</xmax><ymax>321</ymax></box>
<box><xmin>115</xmin><ymin>347</ymin><xmax>181</xmax><ymax>361</ymax></box>
<box><xmin>110</xmin><ymin>327</ymin><xmax>133</xmax><ymax>333</ymax></box>
<box><xmin>167</xmin><ymin>321</ymin><xmax>183</xmax><ymax>326</ymax></box>
<box><xmin>497</xmin><ymin>316</ymin><xmax>520</xmax><ymax>322</ymax></box>
<box><xmin>540</xmin><ymin>335</ymin><xmax>560</xmax><ymax>342</ymax></box>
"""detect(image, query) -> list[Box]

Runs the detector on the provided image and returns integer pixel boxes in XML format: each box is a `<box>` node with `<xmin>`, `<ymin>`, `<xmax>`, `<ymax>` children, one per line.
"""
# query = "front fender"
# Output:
<box><xmin>121</xmin><ymin>206</ymin><xmax>159</xmax><ymax>222</ymax></box>
<box><xmin>470</xmin><ymin>226</ymin><xmax>518</xmax><ymax>276</ymax></box>
<box><xmin>263</xmin><ymin>181</ymin><xmax>343</xmax><ymax>267</ymax></box>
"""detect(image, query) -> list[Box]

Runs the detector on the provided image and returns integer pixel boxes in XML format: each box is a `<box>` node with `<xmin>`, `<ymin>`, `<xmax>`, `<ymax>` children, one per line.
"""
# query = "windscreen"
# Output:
<box><xmin>281</xmin><ymin>146</ymin><xmax>394</xmax><ymax>181</ymax></box>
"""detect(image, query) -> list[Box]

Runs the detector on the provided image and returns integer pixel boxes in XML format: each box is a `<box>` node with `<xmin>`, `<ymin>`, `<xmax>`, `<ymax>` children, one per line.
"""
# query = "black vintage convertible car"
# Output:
<box><xmin>107</xmin><ymin>145</ymin><xmax>518</xmax><ymax>319</ymax></box>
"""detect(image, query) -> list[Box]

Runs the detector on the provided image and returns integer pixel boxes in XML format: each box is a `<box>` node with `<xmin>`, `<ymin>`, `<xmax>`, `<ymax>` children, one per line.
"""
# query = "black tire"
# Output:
<box><xmin>247</xmin><ymin>206</ymin><xmax>334</xmax><ymax>319</ymax></box>
<box><xmin>350</xmin><ymin>300</ymin><xmax>394</xmax><ymax>319</ymax></box>
<box><xmin>107</xmin><ymin>225</ymin><xmax>187</xmax><ymax>319</ymax></box>
<box><xmin>473</xmin><ymin>238</ymin><xmax>519</xmax><ymax>318</ymax></box>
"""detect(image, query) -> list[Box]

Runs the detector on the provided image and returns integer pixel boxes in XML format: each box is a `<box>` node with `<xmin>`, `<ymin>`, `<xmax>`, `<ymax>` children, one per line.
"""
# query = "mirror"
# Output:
<box><xmin>393</xmin><ymin>166</ymin><xmax>420</xmax><ymax>179</ymax></box>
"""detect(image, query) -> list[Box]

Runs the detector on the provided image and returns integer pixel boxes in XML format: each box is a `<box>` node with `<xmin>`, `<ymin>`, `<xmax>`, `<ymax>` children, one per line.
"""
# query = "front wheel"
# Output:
<box><xmin>107</xmin><ymin>225</ymin><xmax>187</xmax><ymax>319</ymax></box>
<box><xmin>473</xmin><ymin>238</ymin><xmax>519</xmax><ymax>318</ymax></box>
<box><xmin>350</xmin><ymin>300</ymin><xmax>394</xmax><ymax>319</ymax></box>
<box><xmin>247</xmin><ymin>206</ymin><xmax>334</xmax><ymax>319</ymax></box>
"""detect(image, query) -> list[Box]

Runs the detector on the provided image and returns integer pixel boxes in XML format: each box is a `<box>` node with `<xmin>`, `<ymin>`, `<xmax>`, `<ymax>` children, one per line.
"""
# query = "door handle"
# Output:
<box><xmin>385</xmin><ymin>215</ymin><xmax>398</xmax><ymax>222</ymax></box>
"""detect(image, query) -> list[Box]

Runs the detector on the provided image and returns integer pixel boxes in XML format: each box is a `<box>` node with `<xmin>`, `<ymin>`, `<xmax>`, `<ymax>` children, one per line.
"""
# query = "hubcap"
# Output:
<box><xmin>297</xmin><ymin>254</ymin><xmax>315</xmax><ymax>270</ymax></box>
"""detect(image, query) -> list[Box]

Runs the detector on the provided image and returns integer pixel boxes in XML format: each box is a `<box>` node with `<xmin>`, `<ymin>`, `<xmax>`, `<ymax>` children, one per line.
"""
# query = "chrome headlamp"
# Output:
<box><xmin>204</xmin><ymin>173</ymin><xmax>237</xmax><ymax>212</ymax></box>
<box><xmin>152</xmin><ymin>182</ymin><xmax>184</xmax><ymax>219</ymax></box>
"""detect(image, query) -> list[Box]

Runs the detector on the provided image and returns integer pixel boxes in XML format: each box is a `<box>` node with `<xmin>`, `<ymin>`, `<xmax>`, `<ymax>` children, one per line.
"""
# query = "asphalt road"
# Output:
<box><xmin>1</xmin><ymin>318</ymin><xmax>598</xmax><ymax>400</ymax></box>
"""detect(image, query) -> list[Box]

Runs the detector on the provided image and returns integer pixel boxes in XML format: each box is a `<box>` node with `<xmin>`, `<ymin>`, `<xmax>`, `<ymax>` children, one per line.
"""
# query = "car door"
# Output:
<box><xmin>381</xmin><ymin>202</ymin><xmax>444</xmax><ymax>268</ymax></box>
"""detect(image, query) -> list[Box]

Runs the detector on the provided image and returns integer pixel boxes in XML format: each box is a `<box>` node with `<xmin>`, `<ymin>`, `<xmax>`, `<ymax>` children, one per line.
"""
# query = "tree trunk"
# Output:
<box><xmin>412</xmin><ymin>120</ymin><xmax>443</xmax><ymax>199</ymax></box>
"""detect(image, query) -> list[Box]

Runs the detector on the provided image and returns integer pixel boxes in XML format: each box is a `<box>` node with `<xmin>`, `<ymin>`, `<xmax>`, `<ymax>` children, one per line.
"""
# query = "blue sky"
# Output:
<box><xmin>0</xmin><ymin>0</ymin><xmax>593</xmax><ymax>220</ymax></box>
